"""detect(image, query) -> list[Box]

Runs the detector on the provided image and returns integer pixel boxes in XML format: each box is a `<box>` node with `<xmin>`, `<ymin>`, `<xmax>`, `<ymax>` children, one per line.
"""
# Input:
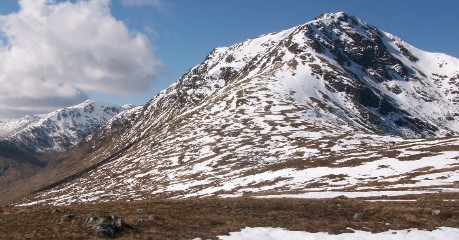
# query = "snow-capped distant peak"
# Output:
<box><xmin>0</xmin><ymin>115</ymin><xmax>41</xmax><ymax>139</ymax></box>
<box><xmin>122</xmin><ymin>104</ymin><xmax>137</xmax><ymax>110</ymax></box>
<box><xmin>0</xmin><ymin>100</ymin><xmax>129</xmax><ymax>152</ymax></box>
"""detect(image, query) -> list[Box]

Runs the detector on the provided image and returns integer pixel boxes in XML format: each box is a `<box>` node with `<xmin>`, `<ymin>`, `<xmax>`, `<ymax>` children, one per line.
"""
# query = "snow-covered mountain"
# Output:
<box><xmin>17</xmin><ymin>12</ymin><xmax>459</xmax><ymax>205</ymax></box>
<box><xmin>0</xmin><ymin>100</ymin><xmax>129</xmax><ymax>152</ymax></box>
<box><xmin>0</xmin><ymin>115</ymin><xmax>42</xmax><ymax>139</ymax></box>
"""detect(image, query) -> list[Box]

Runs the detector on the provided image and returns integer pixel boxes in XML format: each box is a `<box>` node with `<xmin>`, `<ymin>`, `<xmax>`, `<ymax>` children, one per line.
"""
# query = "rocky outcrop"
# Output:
<box><xmin>86</xmin><ymin>214</ymin><xmax>126</xmax><ymax>237</ymax></box>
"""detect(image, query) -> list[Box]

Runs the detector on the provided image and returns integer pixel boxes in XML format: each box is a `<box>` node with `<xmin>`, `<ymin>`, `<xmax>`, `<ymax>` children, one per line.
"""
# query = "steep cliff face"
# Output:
<box><xmin>17</xmin><ymin>12</ymin><xmax>459</xmax><ymax>205</ymax></box>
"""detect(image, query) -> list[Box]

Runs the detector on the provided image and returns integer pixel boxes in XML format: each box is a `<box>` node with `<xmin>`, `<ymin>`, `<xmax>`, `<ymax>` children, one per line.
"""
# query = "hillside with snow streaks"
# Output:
<box><xmin>19</xmin><ymin>12</ymin><xmax>459</xmax><ymax>205</ymax></box>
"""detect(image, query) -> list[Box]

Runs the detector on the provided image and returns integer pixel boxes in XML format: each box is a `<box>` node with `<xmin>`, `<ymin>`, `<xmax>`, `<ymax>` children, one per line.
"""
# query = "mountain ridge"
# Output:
<box><xmin>11</xmin><ymin>12</ymin><xmax>459</xmax><ymax>205</ymax></box>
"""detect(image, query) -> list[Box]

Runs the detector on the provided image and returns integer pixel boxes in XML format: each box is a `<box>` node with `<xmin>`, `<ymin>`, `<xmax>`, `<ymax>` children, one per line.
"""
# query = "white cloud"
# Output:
<box><xmin>0</xmin><ymin>0</ymin><xmax>162</xmax><ymax>120</ymax></box>
<box><xmin>121</xmin><ymin>0</ymin><xmax>162</xmax><ymax>8</ymax></box>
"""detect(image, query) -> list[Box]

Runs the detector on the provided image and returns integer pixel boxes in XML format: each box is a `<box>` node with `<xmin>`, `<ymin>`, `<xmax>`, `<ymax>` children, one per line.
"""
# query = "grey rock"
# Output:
<box><xmin>86</xmin><ymin>213</ymin><xmax>99</xmax><ymax>225</ymax></box>
<box><xmin>148</xmin><ymin>215</ymin><xmax>162</xmax><ymax>221</ymax></box>
<box><xmin>432</xmin><ymin>209</ymin><xmax>441</xmax><ymax>216</ymax></box>
<box><xmin>133</xmin><ymin>218</ymin><xmax>145</xmax><ymax>225</ymax></box>
<box><xmin>353</xmin><ymin>212</ymin><xmax>364</xmax><ymax>221</ymax></box>
<box><xmin>97</xmin><ymin>224</ymin><xmax>117</xmax><ymax>237</ymax></box>
<box><xmin>86</xmin><ymin>214</ymin><xmax>126</xmax><ymax>237</ymax></box>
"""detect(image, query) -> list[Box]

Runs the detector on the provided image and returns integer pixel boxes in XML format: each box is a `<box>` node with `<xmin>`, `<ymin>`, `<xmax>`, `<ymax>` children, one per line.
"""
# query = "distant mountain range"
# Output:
<box><xmin>0</xmin><ymin>100</ymin><xmax>133</xmax><ymax>203</ymax></box>
<box><xmin>3</xmin><ymin>12</ymin><xmax>459</xmax><ymax>206</ymax></box>
<box><xmin>0</xmin><ymin>100</ymin><xmax>131</xmax><ymax>152</ymax></box>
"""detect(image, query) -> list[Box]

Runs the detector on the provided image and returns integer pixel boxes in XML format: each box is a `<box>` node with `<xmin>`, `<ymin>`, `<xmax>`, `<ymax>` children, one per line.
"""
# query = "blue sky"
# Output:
<box><xmin>0</xmin><ymin>0</ymin><xmax>458</xmax><ymax>120</ymax></box>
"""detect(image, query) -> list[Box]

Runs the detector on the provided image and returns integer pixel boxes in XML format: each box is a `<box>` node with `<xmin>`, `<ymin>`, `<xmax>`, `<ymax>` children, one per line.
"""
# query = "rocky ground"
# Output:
<box><xmin>1</xmin><ymin>193</ymin><xmax>458</xmax><ymax>239</ymax></box>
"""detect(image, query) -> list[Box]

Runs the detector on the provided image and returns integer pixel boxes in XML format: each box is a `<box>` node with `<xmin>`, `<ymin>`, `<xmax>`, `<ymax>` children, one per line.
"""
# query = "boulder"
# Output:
<box><xmin>432</xmin><ymin>209</ymin><xmax>441</xmax><ymax>216</ymax></box>
<box><xmin>148</xmin><ymin>215</ymin><xmax>162</xmax><ymax>221</ymax></box>
<box><xmin>86</xmin><ymin>214</ymin><xmax>126</xmax><ymax>237</ymax></box>
<box><xmin>353</xmin><ymin>212</ymin><xmax>364</xmax><ymax>221</ymax></box>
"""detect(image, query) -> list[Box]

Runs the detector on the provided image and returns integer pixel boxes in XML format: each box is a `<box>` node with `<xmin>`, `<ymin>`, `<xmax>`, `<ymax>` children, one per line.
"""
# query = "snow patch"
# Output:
<box><xmin>218</xmin><ymin>227</ymin><xmax>459</xmax><ymax>240</ymax></box>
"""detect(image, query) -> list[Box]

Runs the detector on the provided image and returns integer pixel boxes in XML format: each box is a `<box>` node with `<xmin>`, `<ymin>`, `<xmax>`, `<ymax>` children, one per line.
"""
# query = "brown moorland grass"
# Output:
<box><xmin>1</xmin><ymin>193</ymin><xmax>458</xmax><ymax>239</ymax></box>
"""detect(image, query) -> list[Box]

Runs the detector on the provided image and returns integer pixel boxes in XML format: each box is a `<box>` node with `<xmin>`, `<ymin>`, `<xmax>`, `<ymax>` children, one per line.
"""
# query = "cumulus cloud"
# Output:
<box><xmin>121</xmin><ymin>0</ymin><xmax>162</xmax><ymax>8</ymax></box>
<box><xmin>0</xmin><ymin>0</ymin><xmax>161</xmax><ymax>121</ymax></box>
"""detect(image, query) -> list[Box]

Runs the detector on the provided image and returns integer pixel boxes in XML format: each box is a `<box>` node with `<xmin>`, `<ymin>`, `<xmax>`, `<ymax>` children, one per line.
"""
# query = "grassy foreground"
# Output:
<box><xmin>1</xmin><ymin>193</ymin><xmax>458</xmax><ymax>239</ymax></box>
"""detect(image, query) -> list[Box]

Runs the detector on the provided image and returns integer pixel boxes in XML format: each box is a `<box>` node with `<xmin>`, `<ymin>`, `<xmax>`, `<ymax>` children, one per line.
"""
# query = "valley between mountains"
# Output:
<box><xmin>1</xmin><ymin>12</ymin><xmax>459</xmax><ymax>239</ymax></box>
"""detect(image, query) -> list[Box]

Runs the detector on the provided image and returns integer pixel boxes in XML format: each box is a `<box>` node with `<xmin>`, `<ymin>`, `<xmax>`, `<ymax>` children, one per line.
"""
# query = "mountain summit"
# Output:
<box><xmin>136</xmin><ymin>11</ymin><xmax>459</xmax><ymax>138</ymax></box>
<box><xmin>15</xmin><ymin>12</ymin><xmax>459</xmax><ymax>205</ymax></box>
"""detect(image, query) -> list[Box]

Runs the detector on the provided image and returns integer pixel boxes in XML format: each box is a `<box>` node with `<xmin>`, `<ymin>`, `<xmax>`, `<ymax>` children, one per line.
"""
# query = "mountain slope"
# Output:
<box><xmin>17</xmin><ymin>12</ymin><xmax>459</xmax><ymax>205</ymax></box>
